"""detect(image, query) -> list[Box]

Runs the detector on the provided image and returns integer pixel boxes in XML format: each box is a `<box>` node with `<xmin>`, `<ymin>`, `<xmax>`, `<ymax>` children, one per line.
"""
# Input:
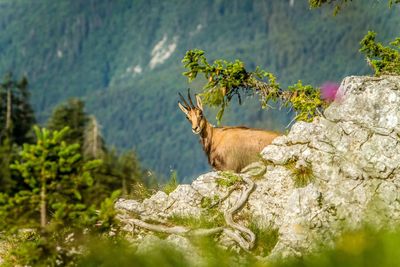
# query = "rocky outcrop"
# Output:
<box><xmin>115</xmin><ymin>76</ymin><xmax>400</xmax><ymax>260</ymax></box>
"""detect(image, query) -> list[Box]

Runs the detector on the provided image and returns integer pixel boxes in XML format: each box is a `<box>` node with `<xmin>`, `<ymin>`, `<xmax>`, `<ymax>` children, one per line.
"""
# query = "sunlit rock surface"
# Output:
<box><xmin>116</xmin><ymin>75</ymin><xmax>400</xmax><ymax>259</ymax></box>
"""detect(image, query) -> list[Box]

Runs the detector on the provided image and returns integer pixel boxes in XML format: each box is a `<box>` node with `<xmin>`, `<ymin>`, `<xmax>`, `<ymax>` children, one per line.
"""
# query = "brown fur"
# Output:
<box><xmin>178</xmin><ymin>92</ymin><xmax>280</xmax><ymax>173</ymax></box>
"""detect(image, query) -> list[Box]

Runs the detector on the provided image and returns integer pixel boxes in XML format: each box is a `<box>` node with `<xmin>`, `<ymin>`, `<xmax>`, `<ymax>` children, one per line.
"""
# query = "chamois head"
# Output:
<box><xmin>178</xmin><ymin>90</ymin><xmax>206</xmax><ymax>135</ymax></box>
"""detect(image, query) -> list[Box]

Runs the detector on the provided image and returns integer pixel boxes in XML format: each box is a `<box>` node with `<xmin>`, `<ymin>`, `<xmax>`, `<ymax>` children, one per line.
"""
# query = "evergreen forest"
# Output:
<box><xmin>0</xmin><ymin>0</ymin><xmax>399</xmax><ymax>181</ymax></box>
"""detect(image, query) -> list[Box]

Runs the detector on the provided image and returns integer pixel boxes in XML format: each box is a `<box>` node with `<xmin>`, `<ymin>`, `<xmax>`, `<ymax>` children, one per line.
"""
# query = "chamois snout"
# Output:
<box><xmin>192</xmin><ymin>126</ymin><xmax>201</xmax><ymax>134</ymax></box>
<box><xmin>191</xmin><ymin>112</ymin><xmax>205</xmax><ymax>134</ymax></box>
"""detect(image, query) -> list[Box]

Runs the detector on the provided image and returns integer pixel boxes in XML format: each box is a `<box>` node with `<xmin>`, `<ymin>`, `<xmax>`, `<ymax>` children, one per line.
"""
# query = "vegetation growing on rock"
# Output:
<box><xmin>285</xmin><ymin>159</ymin><xmax>315</xmax><ymax>188</ymax></box>
<box><xmin>182</xmin><ymin>50</ymin><xmax>326</xmax><ymax>122</ymax></box>
<box><xmin>216</xmin><ymin>171</ymin><xmax>242</xmax><ymax>187</ymax></box>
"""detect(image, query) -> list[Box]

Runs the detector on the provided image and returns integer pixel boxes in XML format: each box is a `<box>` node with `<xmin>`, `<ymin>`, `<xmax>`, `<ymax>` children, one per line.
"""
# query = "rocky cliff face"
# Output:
<box><xmin>115</xmin><ymin>76</ymin><xmax>400</xmax><ymax>260</ymax></box>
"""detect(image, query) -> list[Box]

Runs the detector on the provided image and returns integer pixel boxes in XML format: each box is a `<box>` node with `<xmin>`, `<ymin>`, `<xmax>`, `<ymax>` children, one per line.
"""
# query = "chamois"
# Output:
<box><xmin>178</xmin><ymin>91</ymin><xmax>280</xmax><ymax>173</ymax></box>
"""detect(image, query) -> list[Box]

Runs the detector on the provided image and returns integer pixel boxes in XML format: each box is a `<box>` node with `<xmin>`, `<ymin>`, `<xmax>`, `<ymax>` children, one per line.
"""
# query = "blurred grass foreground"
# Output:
<box><xmin>2</xmin><ymin>225</ymin><xmax>400</xmax><ymax>266</ymax></box>
<box><xmin>78</xmin><ymin>227</ymin><xmax>400</xmax><ymax>267</ymax></box>
<box><xmin>78</xmin><ymin>228</ymin><xmax>400</xmax><ymax>267</ymax></box>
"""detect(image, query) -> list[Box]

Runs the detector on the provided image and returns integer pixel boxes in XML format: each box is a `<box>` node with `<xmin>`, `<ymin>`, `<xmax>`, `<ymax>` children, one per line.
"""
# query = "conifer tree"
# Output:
<box><xmin>47</xmin><ymin>98</ymin><xmax>88</xmax><ymax>148</ymax></box>
<box><xmin>6</xmin><ymin>126</ymin><xmax>101</xmax><ymax>230</ymax></box>
<box><xmin>0</xmin><ymin>72</ymin><xmax>35</xmax><ymax>145</ymax></box>
<box><xmin>0</xmin><ymin>73</ymin><xmax>35</xmax><ymax>194</ymax></box>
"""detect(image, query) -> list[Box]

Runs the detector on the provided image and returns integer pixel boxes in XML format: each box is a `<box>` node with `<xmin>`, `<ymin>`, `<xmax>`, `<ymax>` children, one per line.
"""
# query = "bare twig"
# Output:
<box><xmin>123</xmin><ymin>217</ymin><xmax>224</xmax><ymax>237</ymax></box>
<box><xmin>209</xmin><ymin>185</ymin><xmax>239</xmax><ymax>208</ymax></box>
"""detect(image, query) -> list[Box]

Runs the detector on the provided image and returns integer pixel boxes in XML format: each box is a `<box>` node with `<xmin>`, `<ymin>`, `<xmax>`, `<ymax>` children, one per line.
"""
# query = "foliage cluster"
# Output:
<box><xmin>2</xmin><ymin>191</ymin><xmax>119</xmax><ymax>267</ymax></box>
<box><xmin>46</xmin><ymin>98</ymin><xmax>150</xmax><ymax>203</ymax></box>
<box><xmin>183</xmin><ymin>49</ymin><xmax>327</xmax><ymax>122</ymax></box>
<box><xmin>3</xmin><ymin>126</ymin><xmax>100</xmax><ymax>230</ymax></box>
<box><xmin>309</xmin><ymin>0</ymin><xmax>354</xmax><ymax>14</ymax></box>
<box><xmin>0</xmin><ymin>125</ymin><xmax>120</xmax><ymax>265</ymax></box>
<box><xmin>309</xmin><ymin>0</ymin><xmax>399</xmax><ymax>14</ymax></box>
<box><xmin>360</xmin><ymin>31</ymin><xmax>400</xmax><ymax>76</ymax></box>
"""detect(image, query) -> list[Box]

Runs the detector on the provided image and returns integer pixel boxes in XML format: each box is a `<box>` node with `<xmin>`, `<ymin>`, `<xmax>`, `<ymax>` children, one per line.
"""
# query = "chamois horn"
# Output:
<box><xmin>178</xmin><ymin>92</ymin><xmax>191</xmax><ymax>109</ymax></box>
<box><xmin>187</xmin><ymin>88</ymin><xmax>196</xmax><ymax>109</ymax></box>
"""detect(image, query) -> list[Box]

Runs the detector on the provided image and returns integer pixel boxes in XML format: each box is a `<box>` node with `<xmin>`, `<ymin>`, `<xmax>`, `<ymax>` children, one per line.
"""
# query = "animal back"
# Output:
<box><xmin>209</xmin><ymin>127</ymin><xmax>280</xmax><ymax>172</ymax></box>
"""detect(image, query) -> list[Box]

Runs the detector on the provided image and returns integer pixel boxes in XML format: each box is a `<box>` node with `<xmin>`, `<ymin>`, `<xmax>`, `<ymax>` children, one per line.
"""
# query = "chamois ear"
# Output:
<box><xmin>196</xmin><ymin>95</ymin><xmax>203</xmax><ymax>111</ymax></box>
<box><xmin>178</xmin><ymin>102</ymin><xmax>189</xmax><ymax>115</ymax></box>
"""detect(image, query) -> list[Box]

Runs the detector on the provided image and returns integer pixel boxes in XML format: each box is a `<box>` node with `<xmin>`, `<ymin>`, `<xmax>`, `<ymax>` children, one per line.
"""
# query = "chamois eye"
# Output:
<box><xmin>186</xmin><ymin>117</ymin><xmax>190</xmax><ymax>121</ymax></box>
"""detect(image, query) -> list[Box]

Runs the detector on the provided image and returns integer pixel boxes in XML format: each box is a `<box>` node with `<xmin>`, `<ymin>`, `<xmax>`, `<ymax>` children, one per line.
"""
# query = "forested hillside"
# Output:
<box><xmin>0</xmin><ymin>0</ymin><xmax>399</xmax><ymax>181</ymax></box>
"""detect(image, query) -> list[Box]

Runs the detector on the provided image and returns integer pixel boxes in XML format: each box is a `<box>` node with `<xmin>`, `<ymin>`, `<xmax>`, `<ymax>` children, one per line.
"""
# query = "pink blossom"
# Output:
<box><xmin>321</xmin><ymin>82</ymin><xmax>340</xmax><ymax>102</ymax></box>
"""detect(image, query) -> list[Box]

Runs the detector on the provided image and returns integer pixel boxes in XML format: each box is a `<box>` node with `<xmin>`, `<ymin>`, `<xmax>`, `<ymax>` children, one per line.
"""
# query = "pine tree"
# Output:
<box><xmin>0</xmin><ymin>73</ymin><xmax>35</xmax><ymax>194</ymax></box>
<box><xmin>47</xmin><ymin>98</ymin><xmax>88</xmax><ymax>148</ymax></box>
<box><xmin>0</xmin><ymin>72</ymin><xmax>36</xmax><ymax>145</ymax></box>
<box><xmin>6</xmin><ymin>126</ymin><xmax>101</xmax><ymax>230</ymax></box>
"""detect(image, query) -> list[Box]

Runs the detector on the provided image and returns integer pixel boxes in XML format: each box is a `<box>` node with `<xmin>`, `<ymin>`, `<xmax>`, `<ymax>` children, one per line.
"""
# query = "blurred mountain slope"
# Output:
<box><xmin>0</xmin><ymin>0</ymin><xmax>398</xmax><ymax>181</ymax></box>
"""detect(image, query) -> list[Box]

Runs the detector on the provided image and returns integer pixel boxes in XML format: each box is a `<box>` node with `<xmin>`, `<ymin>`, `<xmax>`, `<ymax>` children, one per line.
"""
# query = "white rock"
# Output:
<box><xmin>116</xmin><ymin>75</ymin><xmax>400</xmax><ymax>260</ymax></box>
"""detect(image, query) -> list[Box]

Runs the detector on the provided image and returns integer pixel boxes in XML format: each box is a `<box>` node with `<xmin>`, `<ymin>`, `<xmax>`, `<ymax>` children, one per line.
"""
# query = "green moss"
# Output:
<box><xmin>216</xmin><ymin>171</ymin><xmax>242</xmax><ymax>187</ymax></box>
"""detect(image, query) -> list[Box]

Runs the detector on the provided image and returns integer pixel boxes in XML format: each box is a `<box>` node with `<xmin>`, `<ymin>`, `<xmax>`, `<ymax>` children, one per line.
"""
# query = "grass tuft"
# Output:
<box><xmin>249</xmin><ymin>222</ymin><xmax>279</xmax><ymax>256</ymax></box>
<box><xmin>163</xmin><ymin>170</ymin><xmax>179</xmax><ymax>195</ymax></box>
<box><xmin>286</xmin><ymin>159</ymin><xmax>315</xmax><ymax>188</ymax></box>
